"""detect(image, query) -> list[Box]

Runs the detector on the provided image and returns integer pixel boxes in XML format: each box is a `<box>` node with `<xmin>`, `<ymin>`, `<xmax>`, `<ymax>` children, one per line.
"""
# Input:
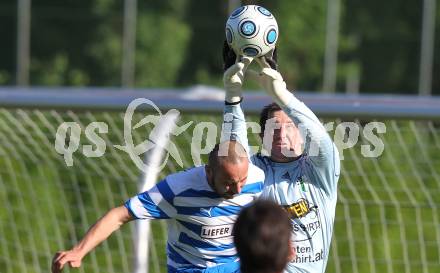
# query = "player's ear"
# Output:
<box><xmin>223</xmin><ymin>40</ymin><xmax>237</xmax><ymax>71</ymax></box>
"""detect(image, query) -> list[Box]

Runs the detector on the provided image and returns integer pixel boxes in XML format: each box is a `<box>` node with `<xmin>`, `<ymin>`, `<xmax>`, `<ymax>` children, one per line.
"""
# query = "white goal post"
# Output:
<box><xmin>134</xmin><ymin>111</ymin><xmax>180</xmax><ymax>273</ymax></box>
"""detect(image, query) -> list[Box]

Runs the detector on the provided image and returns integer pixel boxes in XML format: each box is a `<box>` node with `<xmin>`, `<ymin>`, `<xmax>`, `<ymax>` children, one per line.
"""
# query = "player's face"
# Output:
<box><xmin>264</xmin><ymin>110</ymin><xmax>302</xmax><ymax>162</ymax></box>
<box><xmin>207</xmin><ymin>161</ymin><xmax>249</xmax><ymax>199</ymax></box>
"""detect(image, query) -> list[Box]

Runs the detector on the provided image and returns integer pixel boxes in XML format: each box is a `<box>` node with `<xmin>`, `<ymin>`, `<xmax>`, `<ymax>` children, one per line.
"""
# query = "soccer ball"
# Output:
<box><xmin>225</xmin><ymin>5</ymin><xmax>278</xmax><ymax>57</ymax></box>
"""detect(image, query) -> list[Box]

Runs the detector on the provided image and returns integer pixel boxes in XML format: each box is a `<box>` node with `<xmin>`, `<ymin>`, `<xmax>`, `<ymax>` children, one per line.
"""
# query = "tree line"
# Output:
<box><xmin>0</xmin><ymin>0</ymin><xmax>438</xmax><ymax>94</ymax></box>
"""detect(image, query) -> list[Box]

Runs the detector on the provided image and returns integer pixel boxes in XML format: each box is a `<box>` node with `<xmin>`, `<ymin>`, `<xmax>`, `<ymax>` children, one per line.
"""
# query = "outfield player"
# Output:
<box><xmin>234</xmin><ymin>199</ymin><xmax>294</xmax><ymax>273</ymax></box>
<box><xmin>222</xmin><ymin>44</ymin><xmax>340</xmax><ymax>273</ymax></box>
<box><xmin>52</xmin><ymin>140</ymin><xmax>265</xmax><ymax>273</ymax></box>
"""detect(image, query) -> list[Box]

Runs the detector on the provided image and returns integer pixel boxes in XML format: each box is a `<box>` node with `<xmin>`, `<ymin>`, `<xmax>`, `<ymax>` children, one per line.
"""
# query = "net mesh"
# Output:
<box><xmin>0</xmin><ymin>107</ymin><xmax>439</xmax><ymax>273</ymax></box>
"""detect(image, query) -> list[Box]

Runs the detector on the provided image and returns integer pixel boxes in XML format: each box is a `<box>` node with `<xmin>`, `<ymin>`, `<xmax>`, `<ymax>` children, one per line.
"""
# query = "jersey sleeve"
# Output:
<box><xmin>222</xmin><ymin>103</ymin><xmax>251</xmax><ymax>155</ymax></box>
<box><xmin>124</xmin><ymin>179</ymin><xmax>178</xmax><ymax>220</ymax></box>
<box><xmin>282</xmin><ymin>94</ymin><xmax>340</xmax><ymax>195</ymax></box>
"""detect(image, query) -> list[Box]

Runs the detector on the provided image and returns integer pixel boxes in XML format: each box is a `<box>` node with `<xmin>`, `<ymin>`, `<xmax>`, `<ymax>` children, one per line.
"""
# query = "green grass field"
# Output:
<box><xmin>0</xmin><ymin>108</ymin><xmax>439</xmax><ymax>273</ymax></box>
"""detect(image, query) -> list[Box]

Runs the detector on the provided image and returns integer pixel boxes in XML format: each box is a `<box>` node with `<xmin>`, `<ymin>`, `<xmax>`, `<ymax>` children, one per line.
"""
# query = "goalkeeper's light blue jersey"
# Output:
<box><xmin>224</xmin><ymin>95</ymin><xmax>340</xmax><ymax>273</ymax></box>
<box><xmin>125</xmin><ymin>164</ymin><xmax>264</xmax><ymax>273</ymax></box>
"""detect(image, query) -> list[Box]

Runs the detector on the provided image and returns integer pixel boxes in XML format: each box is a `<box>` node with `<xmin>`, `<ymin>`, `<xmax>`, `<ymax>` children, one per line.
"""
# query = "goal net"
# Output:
<box><xmin>0</xmin><ymin>94</ymin><xmax>439</xmax><ymax>273</ymax></box>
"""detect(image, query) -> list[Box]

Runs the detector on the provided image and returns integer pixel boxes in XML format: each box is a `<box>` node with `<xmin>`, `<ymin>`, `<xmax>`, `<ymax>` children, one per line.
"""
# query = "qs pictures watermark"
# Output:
<box><xmin>54</xmin><ymin>98</ymin><xmax>386</xmax><ymax>173</ymax></box>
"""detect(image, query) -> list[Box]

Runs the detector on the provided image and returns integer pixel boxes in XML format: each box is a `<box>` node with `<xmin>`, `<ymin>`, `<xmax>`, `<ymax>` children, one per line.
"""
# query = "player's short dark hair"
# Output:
<box><xmin>233</xmin><ymin>200</ymin><xmax>293</xmax><ymax>273</ymax></box>
<box><xmin>259</xmin><ymin>102</ymin><xmax>282</xmax><ymax>138</ymax></box>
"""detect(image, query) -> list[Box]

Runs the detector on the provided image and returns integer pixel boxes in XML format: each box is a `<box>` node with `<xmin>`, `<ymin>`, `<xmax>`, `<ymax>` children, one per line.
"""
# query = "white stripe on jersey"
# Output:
<box><xmin>175</xmin><ymin>215</ymin><xmax>239</xmax><ymax>226</ymax></box>
<box><xmin>148</xmin><ymin>186</ymin><xmax>177</xmax><ymax>217</ymax></box>
<box><xmin>129</xmin><ymin>195</ymin><xmax>152</xmax><ymax>218</ymax></box>
<box><xmin>174</xmin><ymin>242</ymin><xmax>237</xmax><ymax>261</ymax></box>
<box><xmin>173</xmin><ymin>193</ymin><xmax>256</xmax><ymax>208</ymax></box>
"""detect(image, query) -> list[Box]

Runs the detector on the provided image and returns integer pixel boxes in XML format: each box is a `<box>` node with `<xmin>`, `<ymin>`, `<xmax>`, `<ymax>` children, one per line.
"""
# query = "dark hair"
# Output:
<box><xmin>233</xmin><ymin>200</ymin><xmax>293</xmax><ymax>273</ymax></box>
<box><xmin>259</xmin><ymin>102</ymin><xmax>282</xmax><ymax>138</ymax></box>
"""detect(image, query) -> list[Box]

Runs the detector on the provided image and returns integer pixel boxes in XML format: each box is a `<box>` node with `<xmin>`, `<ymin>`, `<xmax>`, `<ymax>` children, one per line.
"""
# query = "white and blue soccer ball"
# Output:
<box><xmin>225</xmin><ymin>5</ymin><xmax>278</xmax><ymax>57</ymax></box>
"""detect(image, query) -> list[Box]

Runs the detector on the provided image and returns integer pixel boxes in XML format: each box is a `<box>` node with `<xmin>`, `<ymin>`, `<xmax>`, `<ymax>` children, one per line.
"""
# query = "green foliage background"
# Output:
<box><xmin>0</xmin><ymin>0</ymin><xmax>439</xmax><ymax>93</ymax></box>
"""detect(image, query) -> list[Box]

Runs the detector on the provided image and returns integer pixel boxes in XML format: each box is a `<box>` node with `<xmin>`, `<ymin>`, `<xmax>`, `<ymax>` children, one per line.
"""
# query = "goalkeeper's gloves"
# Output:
<box><xmin>222</xmin><ymin>41</ymin><xmax>253</xmax><ymax>104</ymax></box>
<box><xmin>246</xmin><ymin>49</ymin><xmax>292</xmax><ymax>107</ymax></box>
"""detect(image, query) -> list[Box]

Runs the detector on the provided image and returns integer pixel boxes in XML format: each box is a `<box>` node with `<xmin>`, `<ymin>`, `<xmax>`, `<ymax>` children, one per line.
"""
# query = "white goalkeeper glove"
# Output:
<box><xmin>246</xmin><ymin>56</ymin><xmax>293</xmax><ymax>107</ymax></box>
<box><xmin>223</xmin><ymin>56</ymin><xmax>253</xmax><ymax>104</ymax></box>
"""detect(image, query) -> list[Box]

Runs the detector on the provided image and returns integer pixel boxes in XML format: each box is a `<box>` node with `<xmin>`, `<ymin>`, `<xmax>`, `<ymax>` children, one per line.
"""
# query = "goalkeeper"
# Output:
<box><xmin>52</xmin><ymin>140</ymin><xmax>265</xmax><ymax>273</ymax></box>
<box><xmin>222</xmin><ymin>43</ymin><xmax>340</xmax><ymax>273</ymax></box>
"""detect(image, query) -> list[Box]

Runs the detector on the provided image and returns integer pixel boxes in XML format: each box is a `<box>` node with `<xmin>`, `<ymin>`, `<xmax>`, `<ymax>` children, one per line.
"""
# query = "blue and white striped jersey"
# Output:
<box><xmin>224</xmin><ymin>95</ymin><xmax>340</xmax><ymax>273</ymax></box>
<box><xmin>125</xmin><ymin>164</ymin><xmax>264</xmax><ymax>273</ymax></box>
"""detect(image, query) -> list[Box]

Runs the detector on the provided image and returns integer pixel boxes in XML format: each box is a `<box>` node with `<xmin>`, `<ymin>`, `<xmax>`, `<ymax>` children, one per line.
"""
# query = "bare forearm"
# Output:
<box><xmin>72</xmin><ymin>206</ymin><xmax>132</xmax><ymax>257</ymax></box>
<box><xmin>52</xmin><ymin>206</ymin><xmax>133</xmax><ymax>273</ymax></box>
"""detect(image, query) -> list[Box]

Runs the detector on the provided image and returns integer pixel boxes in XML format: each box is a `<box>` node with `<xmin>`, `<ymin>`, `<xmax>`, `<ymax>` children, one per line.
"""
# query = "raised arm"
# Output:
<box><xmin>221</xmin><ymin>42</ymin><xmax>252</xmax><ymax>153</ymax></box>
<box><xmin>222</xmin><ymin>103</ymin><xmax>250</xmax><ymax>153</ymax></box>
<box><xmin>51</xmin><ymin>206</ymin><xmax>133</xmax><ymax>273</ymax></box>
<box><xmin>52</xmin><ymin>175</ymin><xmax>178</xmax><ymax>273</ymax></box>
<box><xmin>251</xmin><ymin>57</ymin><xmax>340</xmax><ymax>194</ymax></box>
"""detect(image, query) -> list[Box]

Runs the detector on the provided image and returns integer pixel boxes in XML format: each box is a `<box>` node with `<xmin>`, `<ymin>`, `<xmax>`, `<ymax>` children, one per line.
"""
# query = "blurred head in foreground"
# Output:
<box><xmin>233</xmin><ymin>199</ymin><xmax>294</xmax><ymax>273</ymax></box>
